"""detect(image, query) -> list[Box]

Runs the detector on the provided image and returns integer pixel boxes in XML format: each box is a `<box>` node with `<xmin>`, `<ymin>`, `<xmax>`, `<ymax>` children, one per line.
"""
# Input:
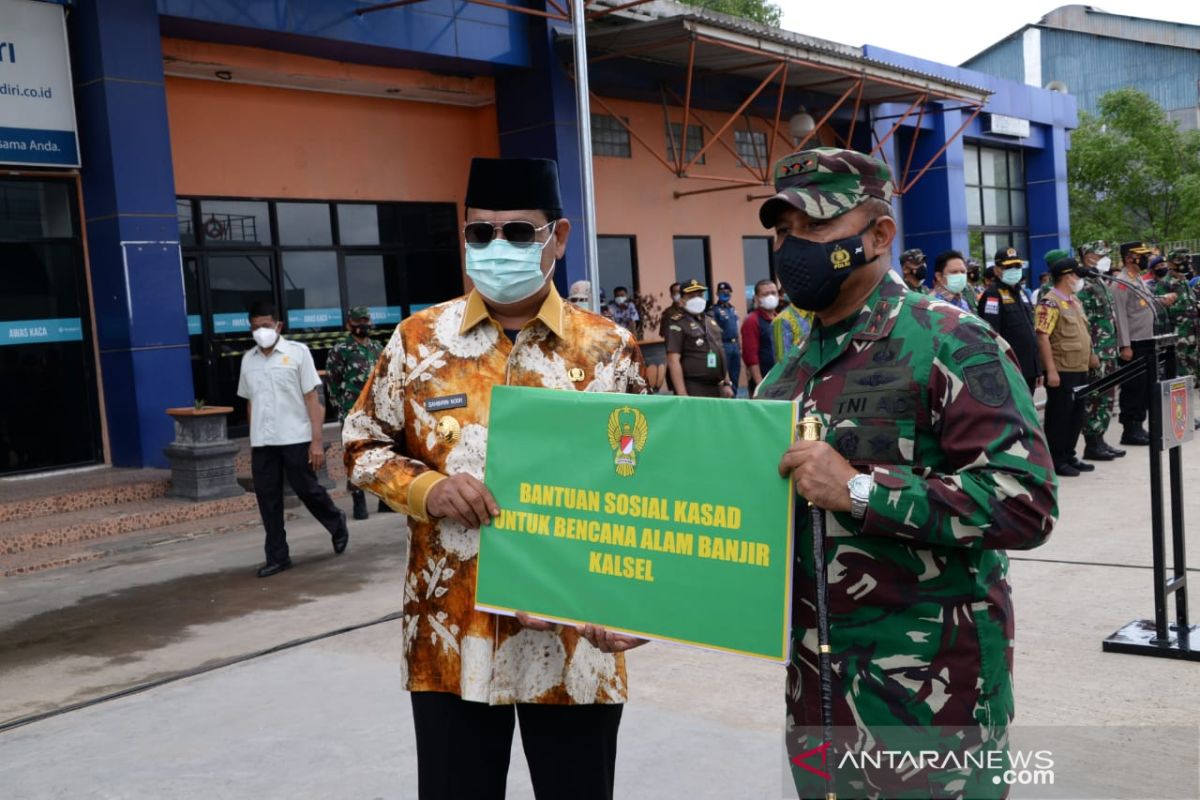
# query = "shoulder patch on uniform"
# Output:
<box><xmin>952</xmin><ymin>342</ymin><xmax>995</xmax><ymax>363</ymax></box>
<box><xmin>962</xmin><ymin>361</ymin><xmax>1011</xmax><ymax>408</ymax></box>
<box><xmin>984</xmin><ymin>298</ymin><xmax>1000</xmax><ymax>315</ymax></box>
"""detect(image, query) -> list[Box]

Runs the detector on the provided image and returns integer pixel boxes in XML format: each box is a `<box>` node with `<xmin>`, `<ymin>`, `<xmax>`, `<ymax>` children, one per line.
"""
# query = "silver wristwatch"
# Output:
<box><xmin>847</xmin><ymin>473</ymin><xmax>873</xmax><ymax>520</ymax></box>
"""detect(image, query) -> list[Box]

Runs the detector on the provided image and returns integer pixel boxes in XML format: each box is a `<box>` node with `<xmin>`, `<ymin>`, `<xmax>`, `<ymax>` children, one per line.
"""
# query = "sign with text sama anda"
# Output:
<box><xmin>475</xmin><ymin>386</ymin><xmax>797</xmax><ymax>662</ymax></box>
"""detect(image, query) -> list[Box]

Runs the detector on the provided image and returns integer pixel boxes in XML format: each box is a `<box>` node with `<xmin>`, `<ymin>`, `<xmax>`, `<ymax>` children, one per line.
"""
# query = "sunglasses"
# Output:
<box><xmin>464</xmin><ymin>220</ymin><xmax>556</xmax><ymax>248</ymax></box>
<box><xmin>568</xmin><ymin>296</ymin><xmax>589</xmax><ymax>305</ymax></box>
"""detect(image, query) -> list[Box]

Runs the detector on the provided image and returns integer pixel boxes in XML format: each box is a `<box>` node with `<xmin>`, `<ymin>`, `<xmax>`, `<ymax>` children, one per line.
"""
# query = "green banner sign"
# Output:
<box><xmin>475</xmin><ymin>386</ymin><xmax>798</xmax><ymax>662</ymax></box>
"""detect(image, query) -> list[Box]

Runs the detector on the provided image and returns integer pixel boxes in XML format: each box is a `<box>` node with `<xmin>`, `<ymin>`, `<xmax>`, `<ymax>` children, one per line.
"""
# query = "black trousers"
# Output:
<box><xmin>1119</xmin><ymin>369</ymin><xmax>1149</xmax><ymax>428</ymax></box>
<box><xmin>410</xmin><ymin>691</ymin><xmax>623</xmax><ymax>800</ymax></box>
<box><xmin>250</xmin><ymin>442</ymin><xmax>344</xmax><ymax>564</ymax></box>
<box><xmin>1045</xmin><ymin>371</ymin><xmax>1088</xmax><ymax>464</ymax></box>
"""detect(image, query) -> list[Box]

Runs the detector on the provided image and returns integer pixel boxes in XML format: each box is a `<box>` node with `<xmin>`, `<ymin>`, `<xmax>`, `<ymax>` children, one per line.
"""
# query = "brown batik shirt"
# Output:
<box><xmin>343</xmin><ymin>289</ymin><xmax>646</xmax><ymax>705</ymax></box>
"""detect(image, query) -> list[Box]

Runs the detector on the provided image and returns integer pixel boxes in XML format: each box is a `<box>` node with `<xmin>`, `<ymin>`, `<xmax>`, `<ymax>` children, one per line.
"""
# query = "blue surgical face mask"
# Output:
<box><xmin>465</xmin><ymin>234</ymin><xmax>555</xmax><ymax>305</ymax></box>
<box><xmin>1001</xmin><ymin>267</ymin><xmax>1024</xmax><ymax>287</ymax></box>
<box><xmin>944</xmin><ymin>273</ymin><xmax>967</xmax><ymax>294</ymax></box>
<box><xmin>718</xmin><ymin>292</ymin><xmax>731</xmax><ymax>302</ymax></box>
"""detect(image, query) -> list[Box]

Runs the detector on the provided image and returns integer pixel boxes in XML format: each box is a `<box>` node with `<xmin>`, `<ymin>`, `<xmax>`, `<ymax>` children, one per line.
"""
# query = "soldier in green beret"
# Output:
<box><xmin>327</xmin><ymin>306</ymin><xmax>385</xmax><ymax>519</ymax></box>
<box><xmin>755</xmin><ymin>147</ymin><xmax>1057</xmax><ymax>798</ymax></box>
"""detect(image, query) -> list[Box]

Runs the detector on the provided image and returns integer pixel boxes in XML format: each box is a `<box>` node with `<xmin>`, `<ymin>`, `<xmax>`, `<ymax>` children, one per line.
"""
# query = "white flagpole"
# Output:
<box><xmin>571</xmin><ymin>0</ymin><xmax>602</xmax><ymax>313</ymax></box>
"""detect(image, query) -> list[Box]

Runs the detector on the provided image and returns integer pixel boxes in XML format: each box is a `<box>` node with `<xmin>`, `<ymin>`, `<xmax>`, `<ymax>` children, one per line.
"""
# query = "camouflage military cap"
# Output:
<box><xmin>900</xmin><ymin>248</ymin><xmax>925</xmax><ymax>264</ymax></box>
<box><xmin>1169</xmin><ymin>248</ymin><xmax>1191</xmax><ymax>265</ymax></box>
<box><xmin>348</xmin><ymin>306</ymin><xmax>371</xmax><ymax>320</ymax></box>
<box><xmin>680</xmin><ymin>279</ymin><xmax>707</xmax><ymax>295</ymax></box>
<box><xmin>1079</xmin><ymin>240</ymin><xmax>1111</xmax><ymax>257</ymax></box>
<box><xmin>758</xmin><ymin>147</ymin><xmax>893</xmax><ymax>228</ymax></box>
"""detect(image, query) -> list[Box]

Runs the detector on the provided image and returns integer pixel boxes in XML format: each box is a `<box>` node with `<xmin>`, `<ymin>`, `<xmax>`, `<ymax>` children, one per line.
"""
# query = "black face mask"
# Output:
<box><xmin>908</xmin><ymin>264</ymin><xmax>927</xmax><ymax>282</ymax></box>
<box><xmin>350</xmin><ymin>325</ymin><xmax>371</xmax><ymax>338</ymax></box>
<box><xmin>1153</xmin><ymin>266</ymin><xmax>1170</xmax><ymax>279</ymax></box>
<box><xmin>773</xmin><ymin>219</ymin><xmax>876</xmax><ymax>312</ymax></box>
<box><xmin>1136</xmin><ymin>255</ymin><xmax>1149</xmax><ymax>270</ymax></box>
<box><xmin>968</xmin><ymin>269</ymin><xmax>980</xmax><ymax>283</ymax></box>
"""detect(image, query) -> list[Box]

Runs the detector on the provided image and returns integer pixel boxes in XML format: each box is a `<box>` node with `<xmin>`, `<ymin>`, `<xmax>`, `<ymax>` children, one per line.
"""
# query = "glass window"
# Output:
<box><xmin>673</xmin><ymin>237</ymin><xmax>709</xmax><ymax>290</ymax></box>
<box><xmin>0</xmin><ymin>181</ymin><xmax>73</xmax><ymax>239</ymax></box>
<box><xmin>742</xmin><ymin>237</ymin><xmax>772</xmax><ymax>311</ymax></box>
<box><xmin>734</xmin><ymin>129</ymin><xmax>768</xmax><ymax>170</ymax></box>
<box><xmin>282</xmin><ymin>251</ymin><xmax>342</xmax><ymax>331</ymax></box>
<box><xmin>1011</xmin><ymin>189</ymin><xmax>1027</xmax><ymax>227</ymax></box>
<box><xmin>963</xmin><ymin>145</ymin><xmax>979</xmax><ymax>186</ymax></box>
<box><xmin>207</xmin><ymin>254</ymin><xmax>273</xmax><ymax>332</ymax></box>
<box><xmin>346</xmin><ymin>254</ymin><xmax>406</xmax><ymax>324</ymax></box>
<box><xmin>963</xmin><ymin>145</ymin><xmax>1028</xmax><ymax>266</ymax></box>
<box><xmin>177</xmin><ymin>199</ymin><xmax>195</xmax><ymax>247</ymax></box>
<box><xmin>666</xmin><ymin>122</ymin><xmax>705</xmax><ymax>165</ymax></box>
<box><xmin>337</xmin><ymin>204</ymin><xmax>380</xmax><ymax>246</ymax></box>
<box><xmin>597</xmin><ymin>237</ymin><xmax>637</xmax><ymax>303</ymax></box>
<box><xmin>277</xmin><ymin>202</ymin><xmax>332</xmax><ymax>246</ymax></box>
<box><xmin>199</xmin><ymin>200</ymin><xmax>271</xmax><ymax>246</ymax></box>
<box><xmin>407</xmin><ymin>250</ymin><xmax>464</xmax><ymax>316</ymax></box>
<box><xmin>591</xmin><ymin>114</ymin><xmax>631</xmax><ymax>158</ymax></box>
<box><xmin>1008</xmin><ymin>150</ymin><xmax>1025</xmax><ymax>188</ymax></box>
<box><xmin>982</xmin><ymin>188</ymin><xmax>1010</xmax><ymax>226</ymax></box>
<box><xmin>980</xmin><ymin>148</ymin><xmax>1007</xmax><ymax>188</ymax></box>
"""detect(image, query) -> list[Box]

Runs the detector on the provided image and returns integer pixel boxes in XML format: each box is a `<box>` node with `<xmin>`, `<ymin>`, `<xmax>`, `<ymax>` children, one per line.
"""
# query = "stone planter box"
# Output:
<box><xmin>163</xmin><ymin>406</ymin><xmax>245</xmax><ymax>501</ymax></box>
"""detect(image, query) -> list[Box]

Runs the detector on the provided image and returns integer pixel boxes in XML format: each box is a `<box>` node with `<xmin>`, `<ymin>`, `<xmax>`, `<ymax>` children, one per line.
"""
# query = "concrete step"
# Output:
<box><xmin>0</xmin><ymin>469</ymin><xmax>171</xmax><ymax>525</ymax></box>
<box><xmin>0</xmin><ymin>503</ymin><xmax>274</xmax><ymax>577</ymax></box>
<box><xmin>0</xmin><ymin>493</ymin><xmax>261</xmax><ymax>559</ymax></box>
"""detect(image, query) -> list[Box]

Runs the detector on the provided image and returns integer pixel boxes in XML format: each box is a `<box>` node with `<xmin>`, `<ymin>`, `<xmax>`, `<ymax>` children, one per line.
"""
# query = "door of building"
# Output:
<box><xmin>0</xmin><ymin>178</ymin><xmax>103</xmax><ymax>475</ymax></box>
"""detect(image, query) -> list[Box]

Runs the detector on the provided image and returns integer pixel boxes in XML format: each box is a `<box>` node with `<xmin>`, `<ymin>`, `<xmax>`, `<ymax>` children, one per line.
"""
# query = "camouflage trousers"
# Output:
<box><xmin>1084</xmin><ymin>357</ymin><xmax>1117</xmax><ymax>437</ymax></box>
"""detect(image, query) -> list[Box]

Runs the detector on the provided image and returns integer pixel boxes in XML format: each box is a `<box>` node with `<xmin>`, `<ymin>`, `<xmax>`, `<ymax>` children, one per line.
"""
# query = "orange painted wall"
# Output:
<box><xmin>165</xmin><ymin>73</ymin><xmax>498</xmax><ymax>206</ymax></box>
<box><xmin>592</xmin><ymin>97</ymin><xmax>797</xmax><ymax>341</ymax></box>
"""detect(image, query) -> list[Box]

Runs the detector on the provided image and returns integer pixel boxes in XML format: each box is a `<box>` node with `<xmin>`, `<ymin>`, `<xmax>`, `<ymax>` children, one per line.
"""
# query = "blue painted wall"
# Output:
<box><xmin>864</xmin><ymin>45</ymin><xmax>1076</xmax><ymax>280</ymax></box>
<box><xmin>70</xmin><ymin>0</ymin><xmax>194</xmax><ymax>468</ymax></box>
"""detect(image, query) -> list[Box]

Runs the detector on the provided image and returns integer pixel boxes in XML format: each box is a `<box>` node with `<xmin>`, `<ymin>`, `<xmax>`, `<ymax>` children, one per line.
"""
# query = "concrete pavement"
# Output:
<box><xmin>2</xmin><ymin>436</ymin><xmax>1200</xmax><ymax>798</ymax></box>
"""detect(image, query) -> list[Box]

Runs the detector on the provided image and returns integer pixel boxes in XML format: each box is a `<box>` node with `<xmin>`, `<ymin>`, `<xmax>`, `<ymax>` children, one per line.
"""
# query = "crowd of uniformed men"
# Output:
<box><xmin>556</xmin><ymin>236</ymin><xmax>1196</xmax><ymax>478</ymax></box>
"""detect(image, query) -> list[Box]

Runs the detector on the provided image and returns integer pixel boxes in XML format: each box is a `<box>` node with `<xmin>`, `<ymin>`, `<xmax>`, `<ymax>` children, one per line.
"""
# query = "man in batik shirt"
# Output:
<box><xmin>344</xmin><ymin>158</ymin><xmax>645</xmax><ymax>800</ymax></box>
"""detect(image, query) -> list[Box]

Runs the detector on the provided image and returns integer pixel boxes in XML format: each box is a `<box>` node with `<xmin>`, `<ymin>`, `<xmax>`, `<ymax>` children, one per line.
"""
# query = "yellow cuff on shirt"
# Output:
<box><xmin>407</xmin><ymin>470</ymin><xmax>448</xmax><ymax>522</ymax></box>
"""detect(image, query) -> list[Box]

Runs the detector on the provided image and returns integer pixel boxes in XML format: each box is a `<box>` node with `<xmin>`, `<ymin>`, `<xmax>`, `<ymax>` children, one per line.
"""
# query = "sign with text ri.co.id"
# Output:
<box><xmin>475</xmin><ymin>386</ymin><xmax>797</xmax><ymax>662</ymax></box>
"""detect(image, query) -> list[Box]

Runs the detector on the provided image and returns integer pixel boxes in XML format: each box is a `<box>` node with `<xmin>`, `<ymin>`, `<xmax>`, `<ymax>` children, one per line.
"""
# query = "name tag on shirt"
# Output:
<box><xmin>426</xmin><ymin>394</ymin><xmax>468</xmax><ymax>412</ymax></box>
<box><xmin>706</xmin><ymin>352</ymin><xmax>717</xmax><ymax>368</ymax></box>
<box><xmin>985</xmin><ymin>298</ymin><xmax>1000</xmax><ymax>315</ymax></box>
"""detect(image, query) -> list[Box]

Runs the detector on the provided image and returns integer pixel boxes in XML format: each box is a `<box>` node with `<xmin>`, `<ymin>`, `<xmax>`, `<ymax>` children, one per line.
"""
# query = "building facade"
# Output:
<box><xmin>963</xmin><ymin>4</ymin><xmax>1200</xmax><ymax>131</ymax></box>
<box><xmin>0</xmin><ymin>0</ymin><xmax>1075</xmax><ymax>475</ymax></box>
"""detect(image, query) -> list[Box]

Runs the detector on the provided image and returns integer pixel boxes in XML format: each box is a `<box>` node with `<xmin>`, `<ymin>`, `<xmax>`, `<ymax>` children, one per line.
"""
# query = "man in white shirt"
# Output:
<box><xmin>238</xmin><ymin>301</ymin><xmax>349</xmax><ymax>577</ymax></box>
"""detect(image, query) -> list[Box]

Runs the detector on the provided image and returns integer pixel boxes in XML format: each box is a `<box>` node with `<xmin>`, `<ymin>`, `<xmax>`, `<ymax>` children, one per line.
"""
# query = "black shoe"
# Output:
<box><xmin>257</xmin><ymin>559</ymin><xmax>293</xmax><ymax>578</ymax></box>
<box><xmin>1082</xmin><ymin>436</ymin><xmax>1115</xmax><ymax>461</ymax></box>
<box><xmin>1069</xmin><ymin>456</ymin><xmax>1096</xmax><ymax>472</ymax></box>
<box><xmin>352</xmin><ymin>490</ymin><xmax>369</xmax><ymax>521</ymax></box>
<box><xmin>332</xmin><ymin>511</ymin><xmax>349</xmax><ymax>555</ymax></box>
<box><xmin>1104</xmin><ymin>442</ymin><xmax>1127</xmax><ymax>457</ymax></box>
<box><xmin>1055</xmin><ymin>462</ymin><xmax>1080</xmax><ymax>477</ymax></box>
<box><xmin>1120</xmin><ymin>428</ymin><xmax>1151</xmax><ymax>446</ymax></box>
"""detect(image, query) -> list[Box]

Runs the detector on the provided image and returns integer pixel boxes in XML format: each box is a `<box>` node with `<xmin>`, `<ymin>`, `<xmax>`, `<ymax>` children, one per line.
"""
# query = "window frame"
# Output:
<box><xmin>963</xmin><ymin>144</ymin><xmax>1029</xmax><ymax>265</ymax></box>
<box><xmin>591</xmin><ymin>113</ymin><xmax>632</xmax><ymax>159</ymax></box>
<box><xmin>666</xmin><ymin>121</ymin><xmax>706</xmax><ymax>166</ymax></box>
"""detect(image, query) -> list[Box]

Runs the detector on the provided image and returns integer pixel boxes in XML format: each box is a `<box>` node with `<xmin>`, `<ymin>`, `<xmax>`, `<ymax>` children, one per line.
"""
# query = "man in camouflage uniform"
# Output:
<box><xmin>755</xmin><ymin>147</ymin><xmax>1058</xmax><ymax>798</ymax></box>
<box><xmin>1161</xmin><ymin>248</ymin><xmax>1199</xmax><ymax>378</ymax></box>
<box><xmin>899</xmin><ymin>247</ymin><xmax>929</xmax><ymax>294</ymax></box>
<box><xmin>326</xmin><ymin>306</ymin><xmax>385</xmax><ymax>519</ymax></box>
<box><xmin>1077</xmin><ymin>241</ymin><xmax>1126</xmax><ymax>460</ymax></box>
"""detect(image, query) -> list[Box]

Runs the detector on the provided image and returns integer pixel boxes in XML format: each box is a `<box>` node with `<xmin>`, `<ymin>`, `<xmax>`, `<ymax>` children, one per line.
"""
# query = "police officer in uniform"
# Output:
<box><xmin>709</xmin><ymin>280</ymin><xmax>742</xmax><ymax>391</ymax></box>
<box><xmin>899</xmin><ymin>247</ymin><xmax>929</xmax><ymax>293</ymax></box>
<box><xmin>1112</xmin><ymin>241</ymin><xmax>1163</xmax><ymax>445</ymax></box>
<box><xmin>658</xmin><ymin>282</ymin><xmax>684</xmax><ymax>394</ymax></box>
<box><xmin>978</xmin><ymin>247</ymin><xmax>1041</xmax><ymax>393</ymax></box>
<box><xmin>1035</xmin><ymin>252</ymin><xmax>1096</xmax><ymax>476</ymax></box>
<box><xmin>665</xmin><ymin>280</ymin><xmax>735</xmax><ymax>398</ymax></box>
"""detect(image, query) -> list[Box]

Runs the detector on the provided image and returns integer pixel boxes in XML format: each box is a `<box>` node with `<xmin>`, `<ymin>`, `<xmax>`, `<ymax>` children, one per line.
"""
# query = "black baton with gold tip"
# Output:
<box><xmin>798</xmin><ymin>415</ymin><xmax>836</xmax><ymax>800</ymax></box>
